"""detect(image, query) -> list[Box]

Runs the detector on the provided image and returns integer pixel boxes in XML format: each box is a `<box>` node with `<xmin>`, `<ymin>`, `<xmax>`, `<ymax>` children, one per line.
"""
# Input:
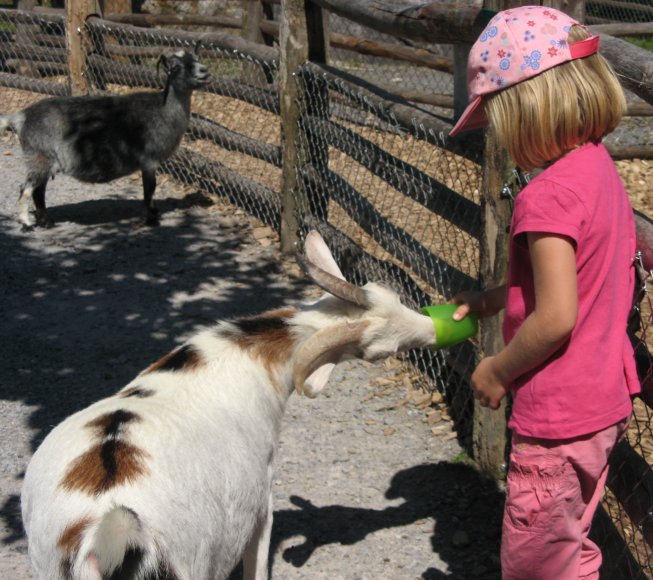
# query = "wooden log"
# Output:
<box><xmin>302</xmin><ymin>163</ymin><xmax>476</xmax><ymax>296</ymax></box>
<box><xmin>188</xmin><ymin>114</ymin><xmax>281</xmax><ymax>166</ymax></box>
<box><xmin>303</xmin><ymin>114</ymin><xmax>481</xmax><ymax>238</ymax></box>
<box><xmin>84</xmin><ymin>53</ymin><xmax>280</xmax><ymax>114</ymax></box>
<box><xmin>605</xmin><ymin>145</ymin><xmax>653</xmax><ymax>160</ymax></box>
<box><xmin>259</xmin><ymin>19</ymin><xmax>454</xmax><ymax>73</ymax></box>
<box><xmin>65</xmin><ymin>0</ymin><xmax>101</xmax><ymax>96</ymax></box>
<box><xmin>162</xmin><ymin>148</ymin><xmax>281</xmax><ymax>229</ymax></box>
<box><xmin>0</xmin><ymin>40</ymin><xmax>67</xmax><ymax>63</ymax></box>
<box><xmin>85</xmin><ymin>16</ymin><xmax>280</xmax><ymax>66</ymax></box>
<box><xmin>379</xmin><ymin>88</ymin><xmax>453</xmax><ymax>109</ymax></box>
<box><xmin>103</xmin><ymin>12</ymin><xmax>243</xmax><ymax>29</ymax></box>
<box><xmin>593</xmin><ymin>34</ymin><xmax>653</xmax><ymax>107</ymax></box>
<box><xmin>242</xmin><ymin>0</ymin><xmax>275</xmax><ymax>48</ymax></box>
<box><xmin>588</xmin><ymin>0</ymin><xmax>653</xmax><ymax>19</ymax></box>
<box><xmin>626</xmin><ymin>102</ymin><xmax>653</xmax><ymax>117</ymax></box>
<box><xmin>279</xmin><ymin>0</ymin><xmax>329</xmax><ymax>252</ymax></box>
<box><xmin>607</xmin><ymin>438</ymin><xmax>653</xmax><ymax>549</ymax></box>
<box><xmin>35</xmin><ymin>2</ymin><xmax>244</xmax><ymax>28</ymax></box>
<box><xmin>302</xmin><ymin>62</ymin><xmax>470</xmax><ymax>151</ymax></box>
<box><xmin>309</xmin><ymin>0</ymin><xmax>488</xmax><ymax>44</ymax></box>
<box><xmin>300</xmin><ymin>1</ymin><xmax>653</xmax><ymax>108</ymax></box>
<box><xmin>0</xmin><ymin>71</ymin><xmax>69</xmax><ymax>95</ymax></box>
<box><xmin>5</xmin><ymin>58</ymin><xmax>67</xmax><ymax>76</ymax></box>
<box><xmin>591</xmin><ymin>22</ymin><xmax>653</xmax><ymax>37</ymax></box>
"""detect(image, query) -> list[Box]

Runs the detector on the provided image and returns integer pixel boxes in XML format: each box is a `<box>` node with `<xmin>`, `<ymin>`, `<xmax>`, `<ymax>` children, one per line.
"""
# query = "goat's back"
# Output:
<box><xmin>22</xmin><ymin>332</ymin><xmax>288</xmax><ymax>580</ymax></box>
<box><xmin>18</xmin><ymin>92</ymin><xmax>189</xmax><ymax>183</ymax></box>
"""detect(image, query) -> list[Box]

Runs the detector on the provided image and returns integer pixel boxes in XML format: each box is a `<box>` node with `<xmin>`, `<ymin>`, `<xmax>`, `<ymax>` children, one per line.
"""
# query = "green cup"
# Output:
<box><xmin>421</xmin><ymin>304</ymin><xmax>478</xmax><ymax>349</ymax></box>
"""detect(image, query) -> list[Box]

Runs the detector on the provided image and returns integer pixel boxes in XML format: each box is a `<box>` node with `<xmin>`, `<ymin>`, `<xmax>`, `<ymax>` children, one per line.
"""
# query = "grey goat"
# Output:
<box><xmin>1</xmin><ymin>50</ymin><xmax>209</xmax><ymax>229</ymax></box>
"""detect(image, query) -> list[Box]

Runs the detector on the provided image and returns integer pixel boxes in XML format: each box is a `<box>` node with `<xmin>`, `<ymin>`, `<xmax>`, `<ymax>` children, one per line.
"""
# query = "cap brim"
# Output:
<box><xmin>449</xmin><ymin>96</ymin><xmax>487</xmax><ymax>137</ymax></box>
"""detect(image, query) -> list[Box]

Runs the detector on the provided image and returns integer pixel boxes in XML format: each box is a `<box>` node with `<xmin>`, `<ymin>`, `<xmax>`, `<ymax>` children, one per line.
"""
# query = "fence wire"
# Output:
<box><xmin>291</xmin><ymin>64</ymin><xmax>482</xmax><ymax>441</ymax></box>
<box><xmin>0</xmin><ymin>5</ymin><xmax>652</xmax><ymax>578</ymax></box>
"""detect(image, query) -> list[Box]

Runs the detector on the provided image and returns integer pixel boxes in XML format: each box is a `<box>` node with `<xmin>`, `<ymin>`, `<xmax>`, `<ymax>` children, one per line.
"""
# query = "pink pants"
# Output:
<box><xmin>501</xmin><ymin>418</ymin><xmax>628</xmax><ymax>580</ymax></box>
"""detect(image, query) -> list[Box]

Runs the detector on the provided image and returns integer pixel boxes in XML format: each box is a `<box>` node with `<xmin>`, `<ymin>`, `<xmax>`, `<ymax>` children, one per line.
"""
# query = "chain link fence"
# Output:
<box><xmin>0</xmin><ymin>2</ymin><xmax>652</xmax><ymax>577</ymax></box>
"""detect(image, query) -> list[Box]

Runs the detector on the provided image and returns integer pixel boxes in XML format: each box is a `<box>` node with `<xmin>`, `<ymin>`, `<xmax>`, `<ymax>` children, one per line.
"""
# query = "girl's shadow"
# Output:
<box><xmin>267</xmin><ymin>462</ymin><xmax>504</xmax><ymax>579</ymax></box>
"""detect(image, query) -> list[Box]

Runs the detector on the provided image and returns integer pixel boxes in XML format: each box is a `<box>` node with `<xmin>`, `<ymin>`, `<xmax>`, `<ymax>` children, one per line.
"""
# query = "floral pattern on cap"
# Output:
<box><xmin>449</xmin><ymin>5</ymin><xmax>599</xmax><ymax>137</ymax></box>
<box><xmin>468</xmin><ymin>6</ymin><xmax>587</xmax><ymax>101</ymax></box>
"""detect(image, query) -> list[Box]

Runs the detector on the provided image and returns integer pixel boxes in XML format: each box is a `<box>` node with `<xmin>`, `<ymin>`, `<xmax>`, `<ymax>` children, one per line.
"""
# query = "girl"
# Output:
<box><xmin>450</xmin><ymin>6</ymin><xmax>641</xmax><ymax>579</ymax></box>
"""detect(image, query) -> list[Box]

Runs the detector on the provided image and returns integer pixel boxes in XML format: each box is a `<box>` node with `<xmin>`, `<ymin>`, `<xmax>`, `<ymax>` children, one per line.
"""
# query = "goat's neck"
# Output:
<box><xmin>163</xmin><ymin>82</ymin><xmax>192</xmax><ymax>118</ymax></box>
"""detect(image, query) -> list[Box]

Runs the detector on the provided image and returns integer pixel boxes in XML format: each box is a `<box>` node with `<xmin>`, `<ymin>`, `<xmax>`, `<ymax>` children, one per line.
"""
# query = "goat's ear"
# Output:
<box><xmin>304</xmin><ymin>230</ymin><xmax>344</xmax><ymax>279</ymax></box>
<box><xmin>193</xmin><ymin>41</ymin><xmax>202</xmax><ymax>57</ymax></box>
<box><xmin>293</xmin><ymin>321</ymin><xmax>370</xmax><ymax>396</ymax></box>
<box><xmin>303</xmin><ymin>363</ymin><xmax>336</xmax><ymax>398</ymax></box>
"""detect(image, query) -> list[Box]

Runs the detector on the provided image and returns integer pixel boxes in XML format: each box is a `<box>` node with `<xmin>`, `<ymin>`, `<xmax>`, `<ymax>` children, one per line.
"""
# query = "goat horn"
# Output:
<box><xmin>296</xmin><ymin>254</ymin><xmax>370</xmax><ymax>308</ymax></box>
<box><xmin>293</xmin><ymin>320</ymin><xmax>371</xmax><ymax>396</ymax></box>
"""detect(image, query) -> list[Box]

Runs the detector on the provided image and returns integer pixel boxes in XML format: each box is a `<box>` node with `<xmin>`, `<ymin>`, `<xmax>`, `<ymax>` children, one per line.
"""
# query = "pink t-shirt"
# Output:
<box><xmin>503</xmin><ymin>141</ymin><xmax>639</xmax><ymax>439</ymax></box>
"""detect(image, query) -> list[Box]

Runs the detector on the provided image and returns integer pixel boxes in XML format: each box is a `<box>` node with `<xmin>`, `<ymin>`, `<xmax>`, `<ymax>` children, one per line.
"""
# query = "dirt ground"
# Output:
<box><xmin>0</xmin><ymin>136</ymin><xmax>505</xmax><ymax>580</ymax></box>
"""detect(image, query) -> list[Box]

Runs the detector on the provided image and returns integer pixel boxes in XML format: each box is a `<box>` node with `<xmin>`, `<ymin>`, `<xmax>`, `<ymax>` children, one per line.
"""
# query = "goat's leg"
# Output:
<box><xmin>242</xmin><ymin>492</ymin><xmax>273</xmax><ymax>580</ymax></box>
<box><xmin>32</xmin><ymin>181</ymin><xmax>53</xmax><ymax>228</ymax></box>
<box><xmin>17</xmin><ymin>182</ymin><xmax>34</xmax><ymax>229</ymax></box>
<box><xmin>142</xmin><ymin>168</ymin><xmax>159</xmax><ymax>226</ymax></box>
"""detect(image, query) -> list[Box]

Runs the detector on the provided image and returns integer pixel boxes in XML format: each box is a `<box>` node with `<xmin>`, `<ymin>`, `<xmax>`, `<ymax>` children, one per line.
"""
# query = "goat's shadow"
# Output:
<box><xmin>44</xmin><ymin>189</ymin><xmax>211</xmax><ymax>226</ymax></box>
<box><xmin>230</xmin><ymin>462</ymin><xmax>504</xmax><ymax>580</ymax></box>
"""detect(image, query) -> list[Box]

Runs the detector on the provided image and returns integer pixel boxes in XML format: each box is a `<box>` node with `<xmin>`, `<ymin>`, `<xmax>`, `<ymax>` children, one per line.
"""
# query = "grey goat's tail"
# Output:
<box><xmin>0</xmin><ymin>112</ymin><xmax>24</xmax><ymax>134</ymax></box>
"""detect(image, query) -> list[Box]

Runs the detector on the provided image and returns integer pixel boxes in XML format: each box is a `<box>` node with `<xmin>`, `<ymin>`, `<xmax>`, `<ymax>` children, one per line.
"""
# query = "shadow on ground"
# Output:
<box><xmin>267</xmin><ymin>461</ymin><xmax>504</xmax><ymax>579</ymax></box>
<box><xmin>0</xmin><ymin>192</ymin><xmax>306</xmax><ymax>547</ymax></box>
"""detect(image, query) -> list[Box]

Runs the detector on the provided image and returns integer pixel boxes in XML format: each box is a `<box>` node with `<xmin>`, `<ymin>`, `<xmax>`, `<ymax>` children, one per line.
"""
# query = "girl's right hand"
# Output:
<box><xmin>450</xmin><ymin>285</ymin><xmax>507</xmax><ymax>321</ymax></box>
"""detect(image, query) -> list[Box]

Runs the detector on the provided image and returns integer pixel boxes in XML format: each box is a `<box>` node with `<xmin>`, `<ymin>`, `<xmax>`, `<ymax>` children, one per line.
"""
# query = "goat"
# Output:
<box><xmin>20</xmin><ymin>230</ymin><xmax>438</xmax><ymax>580</ymax></box>
<box><xmin>1</xmin><ymin>50</ymin><xmax>209</xmax><ymax>229</ymax></box>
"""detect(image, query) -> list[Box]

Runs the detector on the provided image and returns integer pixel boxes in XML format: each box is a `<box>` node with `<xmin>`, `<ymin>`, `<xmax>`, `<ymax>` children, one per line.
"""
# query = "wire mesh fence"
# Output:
<box><xmin>0</xmin><ymin>2</ymin><xmax>652</xmax><ymax>577</ymax></box>
<box><xmin>586</xmin><ymin>0</ymin><xmax>653</xmax><ymax>25</ymax></box>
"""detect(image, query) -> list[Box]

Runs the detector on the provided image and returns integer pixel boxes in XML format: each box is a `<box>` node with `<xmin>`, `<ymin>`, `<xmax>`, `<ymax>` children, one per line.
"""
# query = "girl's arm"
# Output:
<box><xmin>472</xmin><ymin>233</ymin><xmax>578</xmax><ymax>409</ymax></box>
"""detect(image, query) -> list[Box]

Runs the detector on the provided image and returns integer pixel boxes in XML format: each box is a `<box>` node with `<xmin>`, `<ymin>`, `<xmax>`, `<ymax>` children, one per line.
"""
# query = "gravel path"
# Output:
<box><xmin>0</xmin><ymin>137</ymin><xmax>504</xmax><ymax>580</ymax></box>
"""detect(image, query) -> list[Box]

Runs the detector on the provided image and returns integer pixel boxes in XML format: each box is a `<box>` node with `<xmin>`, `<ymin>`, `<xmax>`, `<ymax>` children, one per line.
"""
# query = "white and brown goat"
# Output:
<box><xmin>21</xmin><ymin>230</ymin><xmax>438</xmax><ymax>580</ymax></box>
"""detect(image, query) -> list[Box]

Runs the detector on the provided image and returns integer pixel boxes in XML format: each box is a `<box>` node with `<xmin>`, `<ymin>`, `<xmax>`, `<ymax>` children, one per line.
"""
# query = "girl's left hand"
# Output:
<box><xmin>471</xmin><ymin>356</ymin><xmax>508</xmax><ymax>410</ymax></box>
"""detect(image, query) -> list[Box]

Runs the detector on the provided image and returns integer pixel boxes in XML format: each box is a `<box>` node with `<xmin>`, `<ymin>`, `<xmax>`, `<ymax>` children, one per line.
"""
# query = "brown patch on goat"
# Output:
<box><xmin>85</xmin><ymin>410</ymin><xmax>141</xmax><ymax>439</ymax></box>
<box><xmin>58</xmin><ymin>516</ymin><xmax>94</xmax><ymax>577</ymax></box>
<box><xmin>141</xmin><ymin>344</ymin><xmax>203</xmax><ymax>376</ymax></box>
<box><xmin>58</xmin><ymin>516</ymin><xmax>94</xmax><ymax>553</ymax></box>
<box><xmin>61</xmin><ymin>411</ymin><xmax>149</xmax><ymax>495</ymax></box>
<box><xmin>226</xmin><ymin>309</ymin><xmax>297</xmax><ymax>391</ymax></box>
<box><xmin>61</xmin><ymin>441</ymin><xmax>150</xmax><ymax>495</ymax></box>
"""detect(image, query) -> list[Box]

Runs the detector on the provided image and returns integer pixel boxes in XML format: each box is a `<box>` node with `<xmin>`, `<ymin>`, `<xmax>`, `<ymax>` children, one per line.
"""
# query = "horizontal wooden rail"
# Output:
<box><xmin>302</xmin><ymin>163</ymin><xmax>476</xmax><ymax>297</ymax></box>
<box><xmin>303</xmin><ymin>115</ymin><xmax>481</xmax><ymax>238</ymax></box>
<box><xmin>259</xmin><ymin>19</ymin><xmax>454</xmax><ymax>73</ymax></box>
<box><xmin>302</xmin><ymin>62</ymin><xmax>472</xmax><ymax>150</ymax></box>
<box><xmin>0</xmin><ymin>71</ymin><xmax>68</xmax><ymax>95</ymax></box>
<box><xmin>85</xmin><ymin>16</ymin><xmax>280</xmax><ymax>65</ymax></box>
<box><xmin>163</xmin><ymin>148</ymin><xmax>281</xmax><ymax>229</ymax></box>
<box><xmin>188</xmin><ymin>114</ymin><xmax>281</xmax><ymax>166</ymax></box>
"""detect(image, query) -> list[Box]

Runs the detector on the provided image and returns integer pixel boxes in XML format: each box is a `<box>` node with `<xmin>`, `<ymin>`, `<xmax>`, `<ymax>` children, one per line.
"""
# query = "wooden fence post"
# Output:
<box><xmin>474</xmin><ymin>132</ymin><xmax>511</xmax><ymax>479</ymax></box>
<box><xmin>279</xmin><ymin>0</ymin><xmax>327</xmax><ymax>254</ymax></box>
<box><xmin>471</xmin><ymin>0</ymin><xmax>516</xmax><ymax>479</ymax></box>
<box><xmin>65</xmin><ymin>0</ymin><xmax>102</xmax><ymax>96</ymax></box>
<box><xmin>242</xmin><ymin>0</ymin><xmax>275</xmax><ymax>46</ymax></box>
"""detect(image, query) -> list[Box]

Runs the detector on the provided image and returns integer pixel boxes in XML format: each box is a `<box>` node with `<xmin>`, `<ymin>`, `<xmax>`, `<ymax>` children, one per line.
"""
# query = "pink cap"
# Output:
<box><xmin>450</xmin><ymin>6</ymin><xmax>599</xmax><ymax>137</ymax></box>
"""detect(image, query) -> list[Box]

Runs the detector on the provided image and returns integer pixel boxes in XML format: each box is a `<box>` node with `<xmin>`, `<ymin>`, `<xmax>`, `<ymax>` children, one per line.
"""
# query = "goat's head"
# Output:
<box><xmin>158</xmin><ymin>50</ymin><xmax>210</xmax><ymax>92</ymax></box>
<box><xmin>292</xmin><ymin>230</ymin><xmax>437</xmax><ymax>397</ymax></box>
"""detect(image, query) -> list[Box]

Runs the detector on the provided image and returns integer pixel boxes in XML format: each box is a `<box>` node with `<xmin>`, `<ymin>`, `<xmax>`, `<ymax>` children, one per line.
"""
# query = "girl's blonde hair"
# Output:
<box><xmin>485</xmin><ymin>26</ymin><xmax>626</xmax><ymax>171</ymax></box>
